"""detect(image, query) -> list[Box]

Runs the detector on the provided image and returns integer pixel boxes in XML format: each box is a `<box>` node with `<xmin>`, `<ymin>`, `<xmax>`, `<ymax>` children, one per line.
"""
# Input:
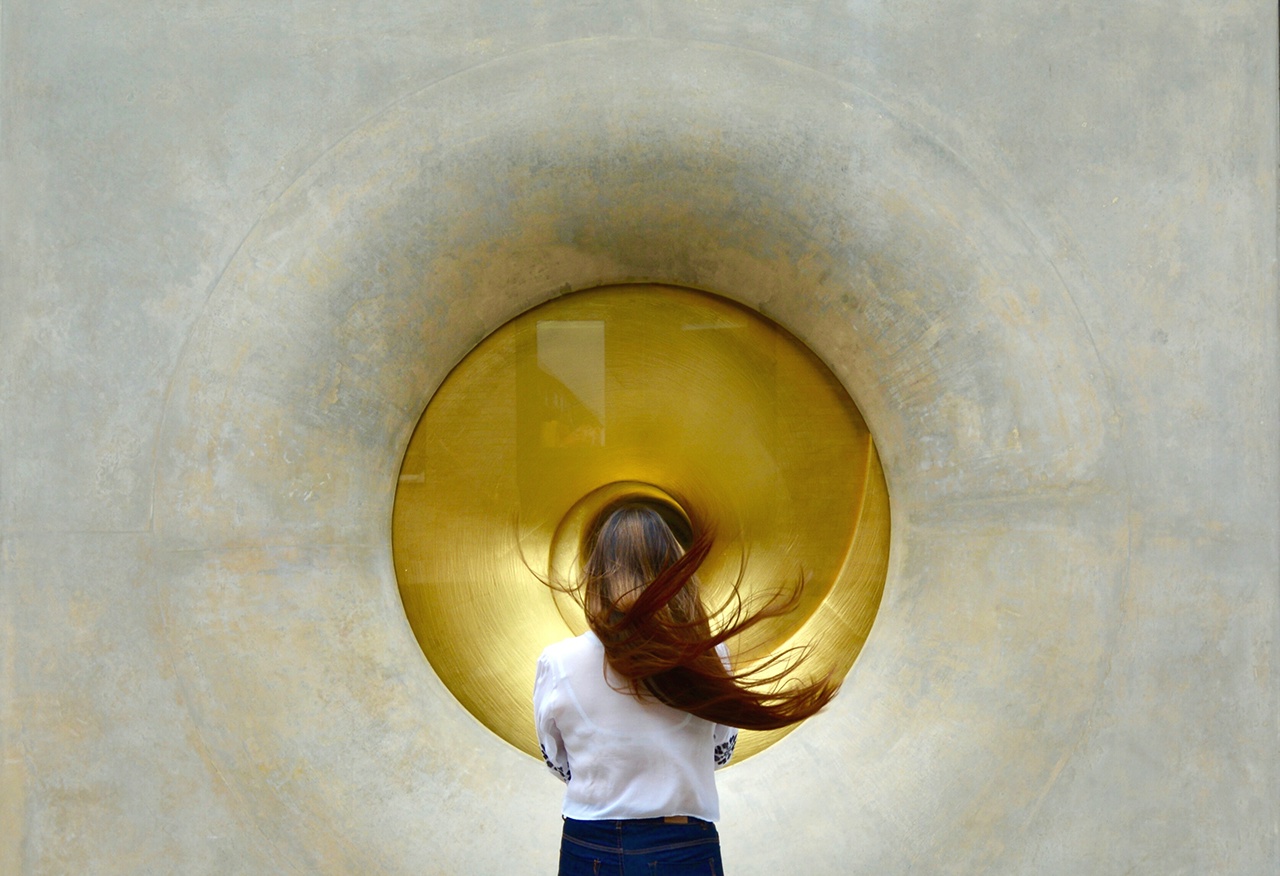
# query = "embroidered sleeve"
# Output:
<box><xmin>533</xmin><ymin>653</ymin><xmax>571</xmax><ymax>783</ymax></box>
<box><xmin>711</xmin><ymin>643</ymin><xmax>738</xmax><ymax>768</ymax></box>
<box><xmin>540</xmin><ymin>742</ymin><xmax>571</xmax><ymax>782</ymax></box>
<box><xmin>713</xmin><ymin>725</ymin><xmax>738</xmax><ymax>768</ymax></box>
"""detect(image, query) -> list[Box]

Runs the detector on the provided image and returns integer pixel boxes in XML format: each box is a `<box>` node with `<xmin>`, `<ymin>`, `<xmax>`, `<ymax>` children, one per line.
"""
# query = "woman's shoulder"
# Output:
<box><xmin>539</xmin><ymin>630</ymin><xmax>601</xmax><ymax>665</ymax></box>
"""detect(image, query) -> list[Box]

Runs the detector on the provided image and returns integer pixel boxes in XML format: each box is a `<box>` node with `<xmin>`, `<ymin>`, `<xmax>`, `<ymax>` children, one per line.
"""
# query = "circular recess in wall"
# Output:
<box><xmin>392</xmin><ymin>283</ymin><xmax>890</xmax><ymax>761</ymax></box>
<box><xmin>151</xmin><ymin>36</ymin><xmax>1122</xmax><ymax>871</ymax></box>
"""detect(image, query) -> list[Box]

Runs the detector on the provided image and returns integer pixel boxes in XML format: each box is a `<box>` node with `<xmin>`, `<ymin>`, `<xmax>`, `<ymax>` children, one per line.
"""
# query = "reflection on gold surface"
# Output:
<box><xmin>392</xmin><ymin>284</ymin><xmax>889</xmax><ymax>761</ymax></box>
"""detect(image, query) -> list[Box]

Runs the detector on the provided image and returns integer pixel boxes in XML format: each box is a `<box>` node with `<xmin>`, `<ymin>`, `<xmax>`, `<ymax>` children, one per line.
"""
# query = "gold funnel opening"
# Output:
<box><xmin>392</xmin><ymin>284</ymin><xmax>889</xmax><ymax>761</ymax></box>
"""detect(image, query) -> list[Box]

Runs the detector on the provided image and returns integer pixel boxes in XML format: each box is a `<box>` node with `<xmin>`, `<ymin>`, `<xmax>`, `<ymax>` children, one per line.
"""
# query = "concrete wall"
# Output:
<box><xmin>3</xmin><ymin>3</ymin><xmax>1276</xmax><ymax>873</ymax></box>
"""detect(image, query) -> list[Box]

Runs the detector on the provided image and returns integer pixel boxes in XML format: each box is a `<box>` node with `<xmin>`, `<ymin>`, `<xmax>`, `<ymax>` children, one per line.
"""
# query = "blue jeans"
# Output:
<box><xmin>559</xmin><ymin>817</ymin><xmax>724</xmax><ymax>875</ymax></box>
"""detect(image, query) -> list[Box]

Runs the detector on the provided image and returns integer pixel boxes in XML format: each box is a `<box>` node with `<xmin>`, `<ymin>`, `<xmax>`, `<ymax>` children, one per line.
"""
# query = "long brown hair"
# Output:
<box><xmin>579</xmin><ymin>500</ymin><xmax>838</xmax><ymax>731</ymax></box>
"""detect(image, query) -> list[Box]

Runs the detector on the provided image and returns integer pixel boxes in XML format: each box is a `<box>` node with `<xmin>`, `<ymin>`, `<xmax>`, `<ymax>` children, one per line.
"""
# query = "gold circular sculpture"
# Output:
<box><xmin>393</xmin><ymin>284</ymin><xmax>889</xmax><ymax>760</ymax></box>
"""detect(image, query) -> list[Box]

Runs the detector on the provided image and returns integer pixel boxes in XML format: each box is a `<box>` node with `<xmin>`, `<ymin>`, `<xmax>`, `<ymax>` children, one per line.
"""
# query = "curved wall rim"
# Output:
<box><xmin>152</xmin><ymin>37</ymin><xmax>1127</xmax><ymax>873</ymax></box>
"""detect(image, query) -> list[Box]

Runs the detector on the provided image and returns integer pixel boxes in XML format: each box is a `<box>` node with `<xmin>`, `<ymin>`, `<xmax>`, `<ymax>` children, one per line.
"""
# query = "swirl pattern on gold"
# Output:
<box><xmin>392</xmin><ymin>284</ymin><xmax>889</xmax><ymax>761</ymax></box>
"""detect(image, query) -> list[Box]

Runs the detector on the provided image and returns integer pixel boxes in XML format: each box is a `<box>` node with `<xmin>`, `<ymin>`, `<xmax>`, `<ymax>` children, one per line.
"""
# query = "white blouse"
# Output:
<box><xmin>534</xmin><ymin>631</ymin><xmax>739</xmax><ymax>822</ymax></box>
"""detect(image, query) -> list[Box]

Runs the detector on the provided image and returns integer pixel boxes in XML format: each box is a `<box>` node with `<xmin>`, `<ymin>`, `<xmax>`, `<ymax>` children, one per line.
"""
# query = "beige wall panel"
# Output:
<box><xmin>3</xmin><ymin>4</ymin><xmax>1275</xmax><ymax>874</ymax></box>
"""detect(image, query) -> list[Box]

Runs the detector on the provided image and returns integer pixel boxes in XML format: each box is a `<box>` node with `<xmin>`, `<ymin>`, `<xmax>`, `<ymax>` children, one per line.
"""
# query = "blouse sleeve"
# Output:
<box><xmin>533</xmin><ymin>652</ymin><xmax>571</xmax><ymax>783</ymax></box>
<box><xmin>712</xmin><ymin>642</ymin><xmax>739</xmax><ymax>769</ymax></box>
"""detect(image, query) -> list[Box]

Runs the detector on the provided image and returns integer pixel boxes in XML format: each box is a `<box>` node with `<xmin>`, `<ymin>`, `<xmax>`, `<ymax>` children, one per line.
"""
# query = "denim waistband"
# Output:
<box><xmin>562</xmin><ymin>815</ymin><xmax>719</xmax><ymax>855</ymax></box>
<box><xmin>565</xmin><ymin>815</ymin><xmax>712</xmax><ymax>827</ymax></box>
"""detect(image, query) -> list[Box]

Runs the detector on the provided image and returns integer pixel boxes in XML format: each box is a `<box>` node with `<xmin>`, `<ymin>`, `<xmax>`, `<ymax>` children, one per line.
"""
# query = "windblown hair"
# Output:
<box><xmin>579</xmin><ymin>501</ymin><xmax>838</xmax><ymax>731</ymax></box>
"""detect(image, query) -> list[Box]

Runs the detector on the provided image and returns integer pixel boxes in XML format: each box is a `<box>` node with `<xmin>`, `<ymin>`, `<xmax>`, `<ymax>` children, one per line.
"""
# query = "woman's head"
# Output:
<box><xmin>582</xmin><ymin>502</ymin><xmax>704</xmax><ymax>628</ymax></box>
<box><xmin>573</xmin><ymin>497</ymin><xmax>839</xmax><ymax>731</ymax></box>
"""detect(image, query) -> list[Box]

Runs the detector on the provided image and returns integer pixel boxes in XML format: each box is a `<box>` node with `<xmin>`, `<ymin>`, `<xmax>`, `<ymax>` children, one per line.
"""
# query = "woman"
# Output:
<box><xmin>534</xmin><ymin>501</ymin><xmax>838</xmax><ymax>875</ymax></box>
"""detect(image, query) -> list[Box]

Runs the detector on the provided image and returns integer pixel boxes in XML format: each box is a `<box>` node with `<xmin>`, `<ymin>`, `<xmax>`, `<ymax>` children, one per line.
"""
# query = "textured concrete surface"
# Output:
<box><xmin>2</xmin><ymin>3</ymin><xmax>1276</xmax><ymax>874</ymax></box>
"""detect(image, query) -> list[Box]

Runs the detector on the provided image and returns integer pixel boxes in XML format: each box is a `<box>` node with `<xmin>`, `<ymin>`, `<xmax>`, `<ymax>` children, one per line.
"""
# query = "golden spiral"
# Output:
<box><xmin>393</xmin><ymin>284</ymin><xmax>889</xmax><ymax>760</ymax></box>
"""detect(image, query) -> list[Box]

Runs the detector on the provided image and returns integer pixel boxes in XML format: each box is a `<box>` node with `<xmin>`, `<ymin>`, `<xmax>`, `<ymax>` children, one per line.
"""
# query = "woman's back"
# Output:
<box><xmin>536</xmin><ymin>500</ymin><xmax>835</xmax><ymax>874</ymax></box>
<box><xmin>535</xmin><ymin>631</ymin><xmax>736</xmax><ymax>822</ymax></box>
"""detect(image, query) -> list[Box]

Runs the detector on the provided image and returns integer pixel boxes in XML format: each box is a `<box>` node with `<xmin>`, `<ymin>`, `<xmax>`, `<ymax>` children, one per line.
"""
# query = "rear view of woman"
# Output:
<box><xmin>534</xmin><ymin>502</ymin><xmax>837</xmax><ymax>875</ymax></box>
